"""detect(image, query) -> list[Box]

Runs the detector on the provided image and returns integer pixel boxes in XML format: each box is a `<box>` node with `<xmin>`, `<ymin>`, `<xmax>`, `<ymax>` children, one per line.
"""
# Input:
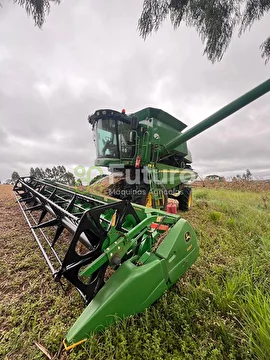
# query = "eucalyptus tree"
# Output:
<box><xmin>138</xmin><ymin>0</ymin><xmax>270</xmax><ymax>62</ymax></box>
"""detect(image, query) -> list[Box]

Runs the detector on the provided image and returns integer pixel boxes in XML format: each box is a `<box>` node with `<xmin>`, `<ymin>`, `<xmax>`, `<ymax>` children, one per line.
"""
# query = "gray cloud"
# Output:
<box><xmin>0</xmin><ymin>0</ymin><xmax>269</xmax><ymax>182</ymax></box>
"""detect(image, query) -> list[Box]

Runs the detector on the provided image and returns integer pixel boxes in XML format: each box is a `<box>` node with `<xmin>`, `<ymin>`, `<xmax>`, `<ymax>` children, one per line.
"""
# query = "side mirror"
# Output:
<box><xmin>130</xmin><ymin>116</ymin><xmax>139</xmax><ymax>130</ymax></box>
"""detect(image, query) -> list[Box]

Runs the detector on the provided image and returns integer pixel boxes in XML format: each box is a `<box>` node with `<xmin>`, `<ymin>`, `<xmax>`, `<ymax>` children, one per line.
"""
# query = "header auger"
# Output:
<box><xmin>14</xmin><ymin>78</ymin><xmax>270</xmax><ymax>351</ymax></box>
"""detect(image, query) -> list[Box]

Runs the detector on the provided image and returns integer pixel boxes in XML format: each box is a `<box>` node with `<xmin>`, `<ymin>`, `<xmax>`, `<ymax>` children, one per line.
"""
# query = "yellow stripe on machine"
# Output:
<box><xmin>63</xmin><ymin>338</ymin><xmax>87</xmax><ymax>351</ymax></box>
<box><xmin>158</xmin><ymin>169</ymin><xmax>193</xmax><ymax>174</ymax></box>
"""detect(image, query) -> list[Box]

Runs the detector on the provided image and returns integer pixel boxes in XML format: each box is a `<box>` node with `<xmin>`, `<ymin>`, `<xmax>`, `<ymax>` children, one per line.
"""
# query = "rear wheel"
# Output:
<box><xmin>178</xmin><ymin>187</ymin><xmax>192</xmax><ymax>211</ymax></box>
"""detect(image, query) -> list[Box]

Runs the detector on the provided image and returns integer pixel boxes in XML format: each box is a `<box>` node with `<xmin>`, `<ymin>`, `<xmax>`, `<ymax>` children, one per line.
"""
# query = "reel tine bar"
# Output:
<box><xmin>14</xmin><ymin>176</ymin><xmax>136</xmax><ymax>302</ymax></box>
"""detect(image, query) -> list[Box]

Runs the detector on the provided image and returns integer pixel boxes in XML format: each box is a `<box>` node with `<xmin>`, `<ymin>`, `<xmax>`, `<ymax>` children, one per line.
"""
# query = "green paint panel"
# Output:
<box><xmin>156</xmin><ymin>163</ymin><xmax>196</xmax><ymax>189</ymax></box>
<box><xmin>65</xmin><ymin>255</ymin><xmax>168</xmax><ymax>345</ymax></box>
<box><xmin>155</xmin><ymin>218</ymin><xmax>199</xmax><ymax>284</ymax></box>
<box><xmin>132</xmin><ymin>107</ymin><xmax>187</xmax><ymax>132</ymax></box>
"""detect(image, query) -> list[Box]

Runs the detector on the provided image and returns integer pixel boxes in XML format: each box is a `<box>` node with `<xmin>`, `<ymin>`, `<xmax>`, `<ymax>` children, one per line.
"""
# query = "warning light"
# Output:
<box><xmin>121</xmin><ymin>109</ymin><xmax>126</xmax><ymax>114</ymax></box>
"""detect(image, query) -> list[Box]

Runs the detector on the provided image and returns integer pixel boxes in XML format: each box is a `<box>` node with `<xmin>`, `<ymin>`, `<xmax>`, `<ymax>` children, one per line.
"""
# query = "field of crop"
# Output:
<box><xmin>1</xmin><ymin>183</ymin><xmax>269</xmax><ymax>360</ymax></box>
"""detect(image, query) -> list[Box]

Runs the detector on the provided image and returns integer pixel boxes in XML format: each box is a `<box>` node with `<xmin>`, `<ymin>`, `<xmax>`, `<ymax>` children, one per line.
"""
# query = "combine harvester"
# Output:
<box><xmin>14</xmin><ymin>78</ymin><xmax>270</xmax><ymax>351</ymax></box>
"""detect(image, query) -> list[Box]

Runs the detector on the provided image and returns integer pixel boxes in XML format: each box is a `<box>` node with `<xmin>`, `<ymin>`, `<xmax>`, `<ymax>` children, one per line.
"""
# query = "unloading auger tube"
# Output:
<box><xmin>160</xmin><ymin>78</ymin><xmax>270</xmax><ymax>157</ymax></box>
<box><xmin>14</xmin><ymin>176</ymin><xmax>199</xmax><ymax>350</ymax></box>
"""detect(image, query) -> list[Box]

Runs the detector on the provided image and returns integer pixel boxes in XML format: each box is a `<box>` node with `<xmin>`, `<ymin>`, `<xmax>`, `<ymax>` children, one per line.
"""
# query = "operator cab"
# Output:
<box><xmin>88</xmin><ymin>109</ymin><xmax>138</xmax><ymax>160</ymax></box>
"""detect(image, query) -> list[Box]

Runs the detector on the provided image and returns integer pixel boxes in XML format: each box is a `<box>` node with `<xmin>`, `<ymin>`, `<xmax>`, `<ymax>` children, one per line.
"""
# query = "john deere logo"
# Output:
<box><xmin>184</xmin><ymin>231</ymin><xmax>191</xmax><ymax>242</ymax></box>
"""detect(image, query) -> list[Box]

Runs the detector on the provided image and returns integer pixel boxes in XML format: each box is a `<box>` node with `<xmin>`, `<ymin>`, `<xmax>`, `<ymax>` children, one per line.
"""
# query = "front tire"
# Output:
<box><xmin>178</xmin><ymin>187</ymin><xmax>192</xmax><ymax>211</ymax></box>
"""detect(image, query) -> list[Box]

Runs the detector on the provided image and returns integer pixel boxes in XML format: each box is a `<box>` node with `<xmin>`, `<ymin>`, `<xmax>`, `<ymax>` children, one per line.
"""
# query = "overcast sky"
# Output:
<box><xmin>0</xmin><ymin>0</ymin><xmax>269</xmax><ymax>182</ymax></box>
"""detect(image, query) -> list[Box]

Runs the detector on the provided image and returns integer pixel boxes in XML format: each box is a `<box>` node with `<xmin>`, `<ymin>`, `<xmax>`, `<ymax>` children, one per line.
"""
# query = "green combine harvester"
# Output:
<box><xmin>88</xmin><ymin>78</ymin><xmax>270</xmax><ymax>211</ymax></box>
<box><xmin>88</xmin><ymin>107</ymin><xmax>196</xmax><ymax>211</ymax></box>
<box><xmin>14</xmin><ymin>78</ymin><xmax>270</xmax><ymax>351</ymax></box>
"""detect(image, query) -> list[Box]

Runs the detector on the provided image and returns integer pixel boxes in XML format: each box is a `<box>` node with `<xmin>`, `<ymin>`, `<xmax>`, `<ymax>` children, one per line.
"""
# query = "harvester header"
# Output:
<box><xmin>14</xmin><ymin>177</ymin><xmax>199</xmax><ymax>350</ymax></box>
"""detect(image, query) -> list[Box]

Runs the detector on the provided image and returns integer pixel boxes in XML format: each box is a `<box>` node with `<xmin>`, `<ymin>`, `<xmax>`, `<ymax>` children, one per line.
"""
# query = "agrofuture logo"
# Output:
<box><xmin>74</xmin><ymin>164</ymin><xmax>197</xmax><ymax>186</ymax></box>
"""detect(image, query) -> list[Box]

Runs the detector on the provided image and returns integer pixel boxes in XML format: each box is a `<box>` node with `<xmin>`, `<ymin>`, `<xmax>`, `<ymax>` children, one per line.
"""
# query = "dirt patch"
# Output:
<box><xmin>0</xmin><ymin>185</ymin><xmax>83</xmax><ymax>359</ymax></box>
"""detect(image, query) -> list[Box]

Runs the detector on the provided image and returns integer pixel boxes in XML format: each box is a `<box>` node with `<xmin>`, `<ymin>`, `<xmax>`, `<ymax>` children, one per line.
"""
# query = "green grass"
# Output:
<box><xmin>1</xmin><ymin>186</ymin><xmax>270</xmax><ymax>359</ymax></box>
